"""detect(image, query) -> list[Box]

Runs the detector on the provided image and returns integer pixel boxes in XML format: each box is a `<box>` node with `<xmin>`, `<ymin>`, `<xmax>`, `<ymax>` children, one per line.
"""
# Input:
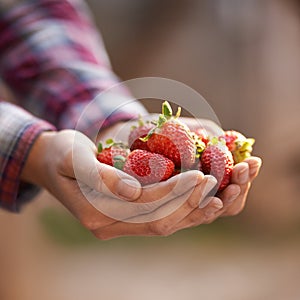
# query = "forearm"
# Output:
<box><xmin>0</xmin><ymin>0</ymin><xmax>147</xmax><ymax>140</ymax></box>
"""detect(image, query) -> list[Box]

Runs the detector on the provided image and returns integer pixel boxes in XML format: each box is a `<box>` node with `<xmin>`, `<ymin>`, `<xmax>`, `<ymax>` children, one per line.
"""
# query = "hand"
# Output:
<box><xmin>20</xmin><ymin>118</ymin><xmax>261</xmax><ymax>240</ymax></box>
<box><xmin>213</xmin><ymin>156</ymin><xmax>262</xmax><ymax>218</ymax></box>
<box><xmin>91</xmin><ymin>157</ymin><xmax>262</xmax><ymax>239</ymax></box>
<box><xmin>88</xmin><ymin>118</ymin><xmax>262</xmax><ymax>239</ymax></box>
<box><xmin>177</xmin><ymin>117</ymin><xmax>262</xmax><ymax>225</ymax></box>
<box><xmin>20</xmin><ymin>129</ymin><xmax>223</xmax><ymax>240</ymax></box>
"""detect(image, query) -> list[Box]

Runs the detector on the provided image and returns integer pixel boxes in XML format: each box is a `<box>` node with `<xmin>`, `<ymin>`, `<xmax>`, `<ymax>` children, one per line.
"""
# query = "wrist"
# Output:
<box><xmin>20</xmin><ymin>131</ymin><xmax>56</xmax><ymax>188</ymax></box>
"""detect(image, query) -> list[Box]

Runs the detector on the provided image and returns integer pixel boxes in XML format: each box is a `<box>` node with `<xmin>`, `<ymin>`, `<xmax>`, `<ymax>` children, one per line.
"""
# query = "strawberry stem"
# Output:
<box><xmin>139</xmin><ymin>127</ymin><xmax>156</xmax><ymax>142</ymax></box>
<box><xmin>140</xmin><ymin>100</ymin><xmax>183</xmax><ymax>141</ymax></box>
<box><xmin>105</xmin><ymin>138</ymin><xmax>114</xmax><ymax>146</ymax></box>
<box><xmin>175</xmin><ymin>106</ymin><xmax>181</xmax><ymax>119</ymax></box>
<box><xmin>157</xmin><ymin>114</ymin><xmax>167</xmax><ymax>128</ymax></box>
<box><xmin>162</xmin><ymin>101</ymin><xmax>173</xmax><ymax>118</ymax></box>
<box><xmin>97</xmin><ymin>142</ymin><xmax>103</xmax><ymax>153</ymax></box>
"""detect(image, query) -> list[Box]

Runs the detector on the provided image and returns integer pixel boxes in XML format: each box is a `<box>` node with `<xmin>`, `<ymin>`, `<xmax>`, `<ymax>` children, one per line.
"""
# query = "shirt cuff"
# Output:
<box><xmin>0</xmin><ymin>104</ymin><xmax>56</xmax><ymax>212</ymax></box>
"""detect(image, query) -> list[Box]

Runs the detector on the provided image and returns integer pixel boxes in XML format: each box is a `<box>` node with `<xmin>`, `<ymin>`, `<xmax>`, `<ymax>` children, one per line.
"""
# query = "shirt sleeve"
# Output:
<box><xmin>0</xmin><ymin>101</ymin><xmax>56</xmax><ymax>212</ymax></box>
<box><xmin>0</xmin><ymin>0</ymin><xmax>147</xmax><ymax>140</ymax></box>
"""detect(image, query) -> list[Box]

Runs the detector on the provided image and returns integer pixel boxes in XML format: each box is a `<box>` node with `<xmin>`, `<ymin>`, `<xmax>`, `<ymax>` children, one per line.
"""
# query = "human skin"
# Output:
<box><xmin>20</xmin><ymin>120</ymin><xmax>262</xmax><ymax>240</ymax></box>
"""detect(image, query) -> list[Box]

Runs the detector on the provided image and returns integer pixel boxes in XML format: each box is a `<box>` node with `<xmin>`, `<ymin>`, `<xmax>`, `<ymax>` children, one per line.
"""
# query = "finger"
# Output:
<box><xmin>97</xmin><ymin>163</ymin><xmax>142</xmax><ymax>200</ymax></box>
<box><xmin>57</xmin><ymin>177</ymin><xmax>197</xmax><ymax>231</ymax></box>
<box><xmin>74</xmin><ymin>171</ymin><xmax>202</xmax><ymax>223</ymax></box>
<box><xmin>171</xmin><ymin>197</ymin><xmax>223</xmax><ymax>231</ymax></box>
<box><xmin>203</xmin><ymin>157</ymin><xmax>261</xmax><ymax>219</ymax></box>
<box><xmin>114</xmin><ymin>171</ymin><xmax>205</xmax><ymax>222</ymax></box>
<box><xmin>218</xmin><ymin>183</ymin><xmax>241</xmax><ymax>208</ymax></box>
<box><xmin>71</xmin><ymin>131</ymin><xmax>142</xmax><ymax>201</ymax></box>
<box><xmin>216</xmin><ymin>182</ymin><xmax>251</xmax><ymax>218</ymax></box>
<box><xmin>212</xmin><ymin>162</ymin><xmax>250</xmax><ymax>218</ymax></box>
<box><xmin>93</xmin><ymin>195</ymin><xmax>224</xmax><ymax>240</ymax></box>
<box><xmin>231</xmin><ymin>162</ymin><xmax>250</xmax><ymax>185</ymax></box>
<box><xmin>70</xmin><ymin>170</ymin><xmax>206</xmax><ymax>228</ymax></box>
<box><xmin>244</xmin><ymin>156</ymin><xmax>262</xmax><ymax>182</ymax></box>
<box><xmin>75</xmin><ymin>156</ymin><xmax>142</xmax><ymax>201</ymax></box>
<box><xmin>136</xmin><ymin>170</ymin><xmax>204</xmax><ymax>203</ymax></box>
<box><xmin>219</xmin><ymin>157</ymin><xmax>262</xmax><ymax>216</ymax></box>
<box><xmin>125</xmin><ymin>175</ymin><xmax>218</xmax><ymax>229</ymax></box>
<box><xmin>92</xmin><ymin>175</ymin><xmax>218</xmax><ymax>238</ymax></box>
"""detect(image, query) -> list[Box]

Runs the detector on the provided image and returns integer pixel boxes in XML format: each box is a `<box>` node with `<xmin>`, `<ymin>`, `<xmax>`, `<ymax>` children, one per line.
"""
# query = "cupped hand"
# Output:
<box><xmin>21</xmin><ymin>130</ymin><xmax>223</xmax><ymax>239</ymax></box>
<box><xmin>211</xmin><ymin>156</ymin><xmax>262</xmax><ymax>218</ymax></box>
<box><xmin>91</xmin><ymin>156</ymin><xmax>262</xmax><ymax>239</ymax></box>
<box><xmin>21</xmin><ymin>119</ymin><xmax>262</xmax><ymax>240</ymax></box>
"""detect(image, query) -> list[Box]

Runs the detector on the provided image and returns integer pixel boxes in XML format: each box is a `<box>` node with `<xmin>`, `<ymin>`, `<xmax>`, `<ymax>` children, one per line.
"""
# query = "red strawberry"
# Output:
<box><xmin>123</xmin><ymin>149</ymin><xmax>175</xmax><ymax>185</ymax></box>
<box><xmin>220</xmin><ymin>130</ymin><xmax>255</xmax><ymax>164</ymax></box>
<box><xmin>144</xmin><ymin>101</ymin><xmax>196</xmax><ymax>169</ymax></box>
<box><xmin>192</xmin><ymin>128</ymin><xmax>210</xmax><ymax>146</ymax></box>
<box><xmin>171</xmin><ymin>168</ymin><xmax>181</xmax><ymax>177</ymax></box>
<box><xmin>201</xmin><ymin>143</ymin><xmax>234</xmax><ymax>191</ymax></box>
<box><xmin>128</xmin><ymin>119</ymin><xmax>155</xmax><ymax>151</ymax></box>
<box><xmin>96</xmin><ymin>139</ymin><xmax>128</xmax><ymax>167</ymax></box>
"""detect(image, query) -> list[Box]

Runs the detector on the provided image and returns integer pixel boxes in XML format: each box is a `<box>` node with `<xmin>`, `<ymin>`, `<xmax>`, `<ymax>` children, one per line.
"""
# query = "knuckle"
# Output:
<box><xmin>231</xmin><ymin>208</ymin><xmax>243</xmax><ymax>216</ymax></box>
<box><xmin>80</xmin><ymin>216</ymin><xmax>101</xmax><ymax>231</ymax></box>
<box><xmin>227</xmin><ymin>205</ymin><xmax>245</xmax><ymax>217</ymax></box>
<box><xmin>186</xmin><ymin>197</ymin><xmax>197</xmax><ymax>210</ymax></box>
<box><xmin>203</xmin><ymin>217</ymin><xmax>215</xmax><ymax>224</ymax></box>
<box><xmin>93</xmin><ymin>231</ymin><xmax>110</xmax><ymax>241</ymax></box>
<box><xmin>150</xmin><ymin>221</ymin><xmax>173</xmax><ymax>236</ymax></box>
<box><xmin>189</xmin><ymin>212</ymin><xmax>204</xmax><ymax>225</ymax></box>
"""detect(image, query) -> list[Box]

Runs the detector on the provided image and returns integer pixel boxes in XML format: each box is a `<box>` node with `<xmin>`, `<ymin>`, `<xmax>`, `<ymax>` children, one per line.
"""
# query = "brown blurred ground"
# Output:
<box><xmin>1</xmin><ymin>0</ymin><xmax>300</xmax><ymax>299</ymax></box>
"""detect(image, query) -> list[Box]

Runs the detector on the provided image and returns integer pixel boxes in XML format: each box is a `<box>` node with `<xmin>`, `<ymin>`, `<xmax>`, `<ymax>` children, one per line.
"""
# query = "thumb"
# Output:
<box><xmin>93</xmin><ymin>161</ymin><xmax>142</xmax><ymax>201</ymax></box>
<box><xmin>71</xmin><ymin>134</ymin><xmax>142</xmax><ymax>201</ymax></box>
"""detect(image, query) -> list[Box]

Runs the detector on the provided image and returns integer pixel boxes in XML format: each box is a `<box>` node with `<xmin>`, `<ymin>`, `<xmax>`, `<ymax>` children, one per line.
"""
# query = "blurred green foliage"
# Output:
<box><xmin>38</xmin><ymin>207</ymin><xmax>300</xmax><ymax>249</ymax></box>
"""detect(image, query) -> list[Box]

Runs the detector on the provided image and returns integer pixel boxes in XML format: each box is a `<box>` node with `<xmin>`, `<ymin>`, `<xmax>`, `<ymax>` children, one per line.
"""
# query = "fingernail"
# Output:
<box><xmin>204</xmin><ymin>208</ymin><xmax>218</xmax><ymax>218</ymax></box>
<box><xmin>238</xmin><ymin>168</ymin><xmax>249</xmax><ymax>184</ymax></box>
<box><xmin>117</xmin><ymin>179</ymin><xmax>141</xmax><ymax>200</ymax></box>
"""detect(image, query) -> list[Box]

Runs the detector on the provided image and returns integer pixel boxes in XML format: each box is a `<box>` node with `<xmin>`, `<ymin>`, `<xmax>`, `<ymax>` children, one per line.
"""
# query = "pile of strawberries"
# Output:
<box><xmin>97</xmin><ymin>101</ymin><xmax>255</xmax><ymax>191</ymax></box>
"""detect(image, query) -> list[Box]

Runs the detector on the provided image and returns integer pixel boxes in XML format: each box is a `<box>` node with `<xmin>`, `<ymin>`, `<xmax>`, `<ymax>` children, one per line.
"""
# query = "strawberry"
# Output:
<box><xmin>122</xmin><ymin>149</ymin><xmax>175</xmax><ymax>185</ymax></box>
<box><xmin>96</xmin><ymin>139</ymin><xmax>128</xmax><ymax>167</ymax></box>
<box><xmin>192</xmin><ymin>128</ymin><xmax>210</xmax><ymax>146</ymax></box>
<box><xmin>201</xmin><ymin>142</ymin><xmax>234</xmax><ymax>191</ymax></box>
<box><xmin>220</xmin><ymin>130</ymin><xmax>255</xmax><ymax>164</ymax></box>
<box><xmin>128</xmin><ymin>118</ymin><xmax>155</xmax><ymax>151</ymax></box>
<box><xmin>171</xmin><ymin>168</ymin><xmax>181</xmax><ymax>177</ymax></box>
<box><xmin>143</xmin><ymin>101</ymin><xmax>197</xmax><ymax>169</ymax></box>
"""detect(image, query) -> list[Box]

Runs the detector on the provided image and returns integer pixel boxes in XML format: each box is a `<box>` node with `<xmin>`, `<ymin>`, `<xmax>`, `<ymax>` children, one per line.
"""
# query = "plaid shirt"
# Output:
<box><xmin>0</xmin><ymin>0</ymin><xmax>146</xmax><ymax>211</ymax></box>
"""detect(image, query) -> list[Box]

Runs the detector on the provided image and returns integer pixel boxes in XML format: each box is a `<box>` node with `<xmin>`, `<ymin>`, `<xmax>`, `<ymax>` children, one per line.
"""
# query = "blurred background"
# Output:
<box><xmin>1</xmin><ymin>0</ymin><xmax>300</xmax><ymax>299</ymax></box>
